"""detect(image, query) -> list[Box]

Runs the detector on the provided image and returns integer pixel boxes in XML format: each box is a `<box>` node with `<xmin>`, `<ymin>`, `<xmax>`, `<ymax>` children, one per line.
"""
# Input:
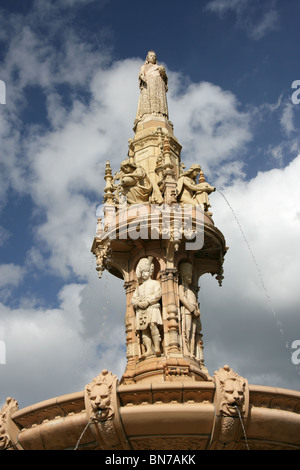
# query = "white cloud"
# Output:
<box><xmin>0</xmin><ymin>226</ymin><xmax>10</xmax><ymax>247</ymax></box>
<box><xmin>280</xmin><ymin>102</ymin><xmax>295</xmax><ymax>136</ymax></box>
<box><xmin>0</xmin><ymin>276</ymin><xmax>126</xmax><ymax>408</ymax></box>
<box><xmin>201</xmin><ymin>154</ymin><xmax>300</xmax><ymax>387</ymax></box>
<box><xmin>0</xmin><ymin>263</ymin><xmax>25</xmax><ymax>288</ymax></box>
<box><xmin>168</xmin><ymin>78</ymin><xmax>252</xmax><ymax>179</ymax></box>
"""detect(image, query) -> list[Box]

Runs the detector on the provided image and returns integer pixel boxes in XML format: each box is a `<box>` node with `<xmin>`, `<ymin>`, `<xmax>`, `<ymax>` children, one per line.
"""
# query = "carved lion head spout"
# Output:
<box><xmin>85</xmin><ymin>369</ymin><xmax>116</xmax><ymax>421</ymax></box>
<box><xmin>88</xmin><ymin>382</ymin><xmax>112</xmax><ymax>419</ymax></box>
<box><xmin>215</xmin><ymin>365</ymin><xmax>247</xmax><ymax>416</ymax></box>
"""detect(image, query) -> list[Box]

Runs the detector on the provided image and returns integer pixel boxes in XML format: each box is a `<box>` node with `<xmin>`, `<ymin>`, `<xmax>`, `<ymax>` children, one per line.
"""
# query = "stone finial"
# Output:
<box><xmin>103</xmin><ymin>160</ymin><xmax>115</xmax><ymax>204</ymax></box>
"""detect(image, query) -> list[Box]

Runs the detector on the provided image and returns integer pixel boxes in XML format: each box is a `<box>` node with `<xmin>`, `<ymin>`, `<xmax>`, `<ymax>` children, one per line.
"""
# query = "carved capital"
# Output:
<box><xmin>123</xmin><ymin>280</ymin><xmax>137</xmax><ymax>295</ymax></box>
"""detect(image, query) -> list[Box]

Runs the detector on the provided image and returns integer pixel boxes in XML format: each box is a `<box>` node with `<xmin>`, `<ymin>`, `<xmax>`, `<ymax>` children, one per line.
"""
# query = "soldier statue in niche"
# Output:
<box><xmin>178</xmin><ymin>262</ymin><xmax>203</xmax><ymax>361</ymax></box>
<box><xmin>132</xmin><ymin>257</ymin><xmax>163</xmax><ymax>358</ymax></box>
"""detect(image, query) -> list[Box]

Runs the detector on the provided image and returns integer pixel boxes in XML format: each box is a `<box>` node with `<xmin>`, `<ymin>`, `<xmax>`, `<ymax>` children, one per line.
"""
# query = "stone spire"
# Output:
<box><xmin>91</xmin><ymin>51</ymin><xmax>227</xmax><ymax>385</ymax></box>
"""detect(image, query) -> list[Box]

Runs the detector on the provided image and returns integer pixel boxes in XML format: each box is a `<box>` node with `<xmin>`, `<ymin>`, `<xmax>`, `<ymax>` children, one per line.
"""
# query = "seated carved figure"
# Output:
<box><xmin>132</xmin><ymin>257</ymin><xmax>162</xmax><ymax>358</ymax></box>
<box><xmin>177</xmin><ymin>164</ymin><xmax>215</xmax><ymax>214</ymax></box>
<box><xmin>114</xmin><ymin>159</ymin><xmax>153</xmax><ymax>205</ymax></box>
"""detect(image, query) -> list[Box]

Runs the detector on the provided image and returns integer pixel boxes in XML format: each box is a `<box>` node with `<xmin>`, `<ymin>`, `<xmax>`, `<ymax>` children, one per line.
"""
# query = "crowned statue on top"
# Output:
<box><xmin>135</xmin><ymin>50</ymin><xmax>169</xmax><ymax>125</ymax></box>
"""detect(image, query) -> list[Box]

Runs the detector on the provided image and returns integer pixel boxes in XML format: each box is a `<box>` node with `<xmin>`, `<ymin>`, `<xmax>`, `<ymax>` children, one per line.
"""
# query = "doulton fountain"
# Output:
<box><xmin>1</xmin><ymin>51</ymin><xmax>300</xmax><ymax>451</ymax></box>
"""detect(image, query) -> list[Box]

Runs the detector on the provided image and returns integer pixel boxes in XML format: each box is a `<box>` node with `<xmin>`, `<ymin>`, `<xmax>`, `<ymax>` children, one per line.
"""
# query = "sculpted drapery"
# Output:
<box><xmin>135</xmin><ymin>51</ymin><xmax>169</xmax><ymax>123</ymax></box>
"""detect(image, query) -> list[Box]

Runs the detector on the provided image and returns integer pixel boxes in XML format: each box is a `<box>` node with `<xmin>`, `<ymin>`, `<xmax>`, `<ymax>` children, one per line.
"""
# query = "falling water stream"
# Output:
<box><xmin>74</xmin><ymin>417</ymin><xmax>94</xmax><ymax>450</ymax></box>
<box><xmin>234</xmin><ymin>405</ymin><xmax>250</xmax><ymax>450</ymax></box>
<box><xmin>216</xmin><ymin>189</ymin><xmax>286</xmax><ymax>343</ymax></box>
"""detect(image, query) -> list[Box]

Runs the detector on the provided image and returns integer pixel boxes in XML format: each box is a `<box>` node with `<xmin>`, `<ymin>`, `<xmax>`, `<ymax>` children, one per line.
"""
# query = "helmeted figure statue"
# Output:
<box><xmin>132</xmin><ymin>256</ymin><xmax>162</xmax><ymax>358</ymax></box>
<box><xmin>135</xmin><ymin>50</ymin><xmax>169</xmax><ymax>124</ymax></box>
<box><xmin>177</xmin><ymin>164</ymin><xmax>215</xmax><ymax>213</ymax></box>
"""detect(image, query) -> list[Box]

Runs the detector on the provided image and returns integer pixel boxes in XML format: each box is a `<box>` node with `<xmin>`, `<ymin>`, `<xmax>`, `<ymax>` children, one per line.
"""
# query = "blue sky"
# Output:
<box><xmin>0</xmin><ymin>0</ymin><xmax>300</xmax><ymax>409</ymax></box>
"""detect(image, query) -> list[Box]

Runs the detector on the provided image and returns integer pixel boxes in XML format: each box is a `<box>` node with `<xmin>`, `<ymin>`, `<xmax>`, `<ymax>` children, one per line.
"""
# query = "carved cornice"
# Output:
<box><xmin>118</xmin><ymin>381</ymin><xmax>215</xmax><ymax>408</ymax></box>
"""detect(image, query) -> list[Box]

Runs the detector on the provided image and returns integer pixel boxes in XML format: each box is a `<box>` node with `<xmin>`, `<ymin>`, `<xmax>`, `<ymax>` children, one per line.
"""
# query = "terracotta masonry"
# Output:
<box><xmin>1</xmin><ymin>51</ymin><xmax>300</xmax><ymax>450</ymax></box>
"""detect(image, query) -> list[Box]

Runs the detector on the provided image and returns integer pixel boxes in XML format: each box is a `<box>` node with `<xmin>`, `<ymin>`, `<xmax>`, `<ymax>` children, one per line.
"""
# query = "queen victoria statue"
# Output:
<box><xmin>135</xmin><ymin>50</ymin><xmax>169</xmax><ymax>125</ymax></box>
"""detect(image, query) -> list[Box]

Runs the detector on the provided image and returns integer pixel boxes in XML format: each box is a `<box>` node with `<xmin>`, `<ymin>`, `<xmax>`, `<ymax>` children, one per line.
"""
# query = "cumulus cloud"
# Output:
<box><xmin>280</xmin><ymin>102</ymin><xmax>296</xmax><ymax>136</ymax></box>
<box><xmin>168</xmin><ymin>78</ymin><xmax>252</xmax><ymax>181</ymax></box>
<box><xmin>0</xmin><ymin>276</ymin><xmax>126</xmax><ymax>408</ymax></box>
<box><xmin>0</xmin><ymin>226</ymin><xmax>10</xmax><ymax>247</ymax></box>
<box><xmin>0</xmin><ymin>264</ymin><xmax>25</xmax><ymax>288</ymax></box>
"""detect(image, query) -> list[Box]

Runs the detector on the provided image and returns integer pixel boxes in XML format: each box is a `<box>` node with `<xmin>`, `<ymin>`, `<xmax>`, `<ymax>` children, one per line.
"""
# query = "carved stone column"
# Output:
<box><xmin>161</xmin><ymin>268</ymin><xmax>180</xmax><ymax>356</ymax></box>
<box><xmin>123</xmin><ymin>280</ymin><xmax>138</xmax><ymax>382</ymax></box>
